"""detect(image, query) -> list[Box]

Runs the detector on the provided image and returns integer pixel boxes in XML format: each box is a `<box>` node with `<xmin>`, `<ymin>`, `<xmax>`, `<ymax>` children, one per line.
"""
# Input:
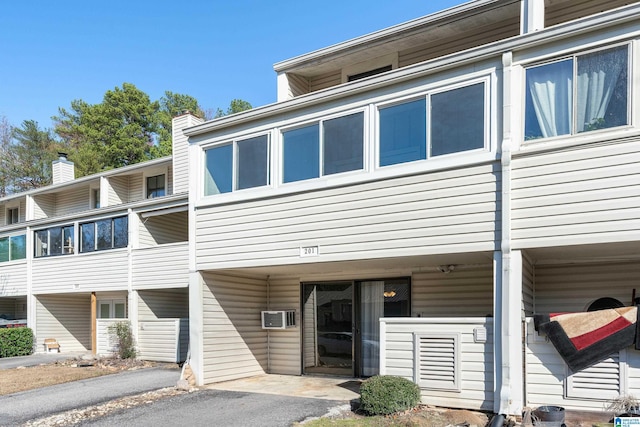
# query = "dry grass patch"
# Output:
<box><xmin>0</xmin><ymin>357</ymin><xmax>157</xmax><ymax>396</ymax></box>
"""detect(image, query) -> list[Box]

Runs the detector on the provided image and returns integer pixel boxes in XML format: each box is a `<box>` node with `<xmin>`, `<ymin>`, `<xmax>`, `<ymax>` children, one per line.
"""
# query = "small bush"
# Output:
<box><xmin>108</xmin><ymin>321</ymin><xmax>136</xmax><ymax>359</ymax></box>
<box><xmin>0</xmin><ymin>327</ymin><xmax>34</xmax><ymax>358</ymax></box>
<box><xmin>359</xmin><ymin>375</ymin><xmax>421</xmax><ymax>415</ymax></box>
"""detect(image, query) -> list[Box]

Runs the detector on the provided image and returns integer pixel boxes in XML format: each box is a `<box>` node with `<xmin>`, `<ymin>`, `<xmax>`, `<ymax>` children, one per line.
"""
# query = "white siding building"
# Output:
<box><xmin>182</xmin><ymin>0</ymin><xmax>640</xmax><ymax>416</ymax></box>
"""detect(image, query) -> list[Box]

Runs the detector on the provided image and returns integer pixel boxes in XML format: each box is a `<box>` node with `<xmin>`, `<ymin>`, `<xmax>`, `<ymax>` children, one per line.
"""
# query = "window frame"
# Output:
<box><xmin>34</xmin><ymin>224</ymin><xmax>75</xmax><ymax>258</ymax></box>
<box><xmin>5</xmin><ymin>205</ymin><xmax>19</xmax><ymax>225</ymax></box>
<box><xmin>375</xmin><ymin>77</ymin><xmax>490</xmax><ymax>169</ymax></box>
<box><xmin>0</xmin><ymin>234</ymin><xmax>27</xmax><ymax>263</ymax></box>
<box><xmin>79</xmin><ymin>215</ymin><xmax>129</xmax><ymax>254</ymax></box>
<box><xmin>522</xmin><ymin>42</ymin><xmax>632</xmax><ymax>142</ymax></box>
<box><xmin>279</xmin><ymin>108</ymin><xmax>368</xmax><ymax>186</ymax></box>
<box><xmin>203</xmin><ymin>132</ymin><xmax>273</xmax><ymax>196</ymax></box>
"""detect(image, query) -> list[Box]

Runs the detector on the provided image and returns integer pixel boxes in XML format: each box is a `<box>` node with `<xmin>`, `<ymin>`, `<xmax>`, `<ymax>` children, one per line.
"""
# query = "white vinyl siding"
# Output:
<box><xmin>55</xmin><ymin>186</ymin><xmax>90</xmax><ymax>216</ymax></box>
<box><xmin>522</xmin><ymin>254</ymin><xmax>534</xmax><ymax>317</ymax></box>
<box><xmin>382</xmin><ymin>318</ymin><xmax>493</xmax><ymax>411</ymax></box>
<box><xmin>526</xmin><ymin>261</ymin><xmax>640</xmax><ymax>409</ymax></box>
<box><xmin>511</xmin><ymin>141</ymin><xmax>640</xmax><ymax>249</ymax></box>
<box><xmin>138</xmin><ymin>288</ymin><xmax>189</xmax><ymax>320</ymax></box>
<box><xmin>32</xmin><ymin>250</ymin><xmax>129</xmax><ymax>294</ymax></box>
<box><xmin>129</xmin><ymin>173</ymin><xmax>144</xmax><ymax>202</ymax></box>
<box><xmin>196</xmin><ymin>164</ymin><xmax>499</xmax><ymax>270</ymax></box>
<box><xmin>137</xmin><ymin>318</ymin><xmax>189</xmax><ymax>362</ymax></box>
<box><xmin>534</xmin><ymin>261</ymin><xmax>640</xmax><ymax>313</ymax></box>
<box><xmin>33</xmin><ymin>193</ymin><xmax>55</xmax><ymax>220</ymax></box>
<box><xmin>0</xmin><ymin>261</ymin><xmax>28</xmax><ymax>296</ymax></box>
<box><xmin>108</xmin><ymin>176</ymin><xmax>130</xmax><ymax>206</ymax></box>
<box><xmin>138</xmin><ymin>211</ymin><xmax>188</xmax><ymax>247</ymax></box>
<box><xmin>265</xmin><ymin>276</ymin><xmax>301</xmax><ymax>375</ymax></box>
<box><xmin>132</xmin><ymin>243</ymin><xmax>189</xmax><ymax>290</ymax></box>
<box><xmin>35</xmin><ymin>294</ymin><xmax>91</xmax><ymax>353</ymax></box>
<box><xmin>545</xmin><ymin>0</ymin><xmax>634</xmax><ymax>27</ymax></box>
<box><xmin>96</xmin><ymin>319</ymin><xmax>121</xmax><ymax>355</ymax></box>
<box><xmin>309</xmin><ymin>70</ymin><xmax>341</xmax><ymax>93</ymax></box>
<box><xmin>411</xmin><ymin>266</ymin><xmax>493</xmax><ymax>318</ymax></box>
<box><xmin>172</xmin><ymin>114</ymin><xmax>203</xmax><ymax>194</ymax></box>
<box><xmin>201</xmin><ymin>272</ymin><xmax>268</xmax><ymax>383</ymax></box>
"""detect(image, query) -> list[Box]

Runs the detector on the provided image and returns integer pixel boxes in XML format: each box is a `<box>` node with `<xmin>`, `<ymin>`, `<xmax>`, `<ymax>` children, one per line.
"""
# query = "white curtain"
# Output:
<box><xmin>527</xmin><ymin>60</ymin><xmax>572</xmax><ymax>138</ymax></box>
<box><xmin>361</xmin><ymin>281</ymin><xmax>384</xmax><ymax>376</ymax></box>
<box><xmin>576</xmin><ymin>48</ymin><xmax>625</xmax><ymax>132</ymax></box>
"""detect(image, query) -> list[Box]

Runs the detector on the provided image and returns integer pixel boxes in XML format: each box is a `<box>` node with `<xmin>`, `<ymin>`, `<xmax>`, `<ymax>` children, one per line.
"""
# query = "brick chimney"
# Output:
<box><xmin>52</xmin><ymin>153</ymin><xmax>75</xmax><ymax>184</ymax></box>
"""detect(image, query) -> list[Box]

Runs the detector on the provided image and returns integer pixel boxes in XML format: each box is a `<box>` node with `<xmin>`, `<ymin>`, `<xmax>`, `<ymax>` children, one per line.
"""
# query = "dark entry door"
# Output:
<box><xmin>302</xmin><ymin>279</ymin><xmax>410</xmax><ymax>377</ymax></box>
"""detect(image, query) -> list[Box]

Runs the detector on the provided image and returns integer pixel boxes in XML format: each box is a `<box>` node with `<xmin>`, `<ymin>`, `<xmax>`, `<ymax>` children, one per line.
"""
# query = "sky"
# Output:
<box><xmin>0</xmin><ymin>0</ymin><xmax>466</xmax><ymax>131</ymax></box>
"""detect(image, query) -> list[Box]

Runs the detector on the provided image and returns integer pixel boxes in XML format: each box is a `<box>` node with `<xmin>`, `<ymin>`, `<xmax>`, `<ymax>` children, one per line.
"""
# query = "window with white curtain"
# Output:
<box><xmin>524</xmin><ymin>44</ymin><xmax>629</xmax><ymax>140</ymax></box>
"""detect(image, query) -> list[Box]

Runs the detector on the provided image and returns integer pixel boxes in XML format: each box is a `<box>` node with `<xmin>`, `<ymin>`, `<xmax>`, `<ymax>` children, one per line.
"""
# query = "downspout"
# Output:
<box><xmin>498</xmin><ymin>50</ymin><xmax>514</xmax><ymax>416</ymax></box>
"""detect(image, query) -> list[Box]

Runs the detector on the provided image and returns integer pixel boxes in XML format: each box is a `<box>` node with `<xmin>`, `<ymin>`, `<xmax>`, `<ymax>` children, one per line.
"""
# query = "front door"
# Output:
<box><xmin>302</xmin><ymin>278</ymin><xmax>410</xmax><ymax>377</ymax></box>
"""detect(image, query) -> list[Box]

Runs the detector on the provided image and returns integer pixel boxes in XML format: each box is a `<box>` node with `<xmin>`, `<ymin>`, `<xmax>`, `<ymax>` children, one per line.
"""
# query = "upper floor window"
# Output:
<box><xmin>146</xmin><ymin>174</ymin><xmax>165</xmax><ymax>198</ymax></box>
<box><xmin>379</xmin><ymin>81</ymin><xmax>486</xmax><ymax>167</ymax></box>
<box><xmin>524</xmin><ymin>44</ymin><xmax>629</xmax><ymax>140</ymax></box>
<box><xmin>0</xmin><ymin>234</ymin><xmax>26</xmax><ymax>263</ymax></box>
<box><xmin>204</xmin><ymin>134</ymin><xmax>270</xmax><ymax>195</ymax></box>
<box><xmin>282</xmin><ymin>112</ymin><xmax>364</xmax><ymax>183</ymax></box>
<box><xmin>80</xmin><ymin>216</ymin><xmax>128</xmax><ymax>253</ymax></box>
<box><xmin>35</xmin><ymin>225</ymin><xmax>74</xmax><ymax>257</ymax></box>
<box><xmin>92</xmin><ymin>188</ymin><xmax>100</xmax><ymax>209</ymax></box>
<box><xmin>6</xmin><ymin>207</ymin><xmax>19</xmax><ymax>225</ymax></box>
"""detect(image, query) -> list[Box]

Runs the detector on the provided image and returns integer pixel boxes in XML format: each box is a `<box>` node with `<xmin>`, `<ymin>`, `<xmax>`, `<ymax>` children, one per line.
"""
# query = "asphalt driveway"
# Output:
<box><xmin>77</xmin><ymin>389</ymin><xmax>347</xmax><ymax>427</ymax></box>
<box><xmin>0</xmin><ymin>360</ymin><xmax>349</xmax><ymax>426</ymax></box>
<box><xmin>0</xmin><ymin>366</ymin><xmax>180</xmax><ymax>426</ymax></box>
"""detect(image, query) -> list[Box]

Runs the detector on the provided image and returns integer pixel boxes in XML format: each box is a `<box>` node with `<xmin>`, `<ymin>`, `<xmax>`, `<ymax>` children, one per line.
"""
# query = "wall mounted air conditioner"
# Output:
<box><xmin>261</xmin><ymin>310</ymin><xmax>296</xmax><ymax>329</ymax></box>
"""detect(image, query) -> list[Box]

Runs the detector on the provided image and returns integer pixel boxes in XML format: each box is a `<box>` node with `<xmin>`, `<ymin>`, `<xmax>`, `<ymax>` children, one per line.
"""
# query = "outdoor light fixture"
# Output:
<box><xmin>437</xmin><ymin>265</ymin><xmax>456</xmax><ymax>274</ymax></box>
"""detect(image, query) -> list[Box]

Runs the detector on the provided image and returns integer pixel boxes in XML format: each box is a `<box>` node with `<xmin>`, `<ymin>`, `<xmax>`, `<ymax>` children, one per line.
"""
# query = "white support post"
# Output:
<box><xmin>521</xmin><ymin>0</ymin><xmax>545</xmax><ymax>34</ymax></box>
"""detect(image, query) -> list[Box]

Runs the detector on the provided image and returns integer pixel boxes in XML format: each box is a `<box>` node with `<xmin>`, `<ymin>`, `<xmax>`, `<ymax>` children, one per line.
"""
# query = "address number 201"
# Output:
<box><xmin>300</xmin><ymin>246</ymin><xmax>319</xmax><ymax>257</ymax></box>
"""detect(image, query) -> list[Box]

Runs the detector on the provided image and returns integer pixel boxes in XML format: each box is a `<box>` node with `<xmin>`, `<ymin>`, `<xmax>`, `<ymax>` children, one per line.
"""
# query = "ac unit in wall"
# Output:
<box><xmin>261</xmin><ymin>310</ymin><xmax>296</xmax><ymax>329</ymax></box>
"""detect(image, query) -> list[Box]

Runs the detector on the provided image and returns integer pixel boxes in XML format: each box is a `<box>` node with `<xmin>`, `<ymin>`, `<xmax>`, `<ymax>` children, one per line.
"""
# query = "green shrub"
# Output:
<box><xmin>108</xmin><ymin>321</ymin><xmax>136</xmax><ymax>359</ymax></box>
<box><xmin>359</xmin><ymin>375</ymin><xmax>421</xmax><ymax>416</ymax></box>
<box><xmin>0</xmin><ymin>327</ymin><xmax>34</xmax><ymax>358</ymax></box>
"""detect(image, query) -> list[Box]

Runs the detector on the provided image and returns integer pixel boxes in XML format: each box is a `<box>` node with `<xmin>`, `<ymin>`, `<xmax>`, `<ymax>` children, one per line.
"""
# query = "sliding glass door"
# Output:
<box><xmin>303</xmin><ymin>278</ymin><xmax>409</xmax><ymax>377</ymax></box>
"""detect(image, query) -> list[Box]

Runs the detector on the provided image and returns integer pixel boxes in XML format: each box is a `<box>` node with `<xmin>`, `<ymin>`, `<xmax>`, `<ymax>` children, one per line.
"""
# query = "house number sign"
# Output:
<box><xmin>299</xmin><ymin>246</ymin><xmax>319</xmax><ymax>257</ymax></box>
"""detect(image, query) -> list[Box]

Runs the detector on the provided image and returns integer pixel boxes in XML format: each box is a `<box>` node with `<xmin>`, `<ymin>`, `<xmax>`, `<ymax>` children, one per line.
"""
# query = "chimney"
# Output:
<box><xmin>52</xmin><ymin>152</ymin><xmax>75</xmax><ymax>184</ymax></box>
<box><xmin>172</xmin><ymin>111</ymin><xmax>204</xmax><ymax>194</ymax></box>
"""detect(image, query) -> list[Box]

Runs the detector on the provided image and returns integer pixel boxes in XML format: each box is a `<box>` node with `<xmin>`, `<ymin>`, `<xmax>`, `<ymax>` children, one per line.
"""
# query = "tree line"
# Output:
<box><xmin>0</xmin><ymin>83</ymin><xmax>251</xmax><ymax>197</ymax></box>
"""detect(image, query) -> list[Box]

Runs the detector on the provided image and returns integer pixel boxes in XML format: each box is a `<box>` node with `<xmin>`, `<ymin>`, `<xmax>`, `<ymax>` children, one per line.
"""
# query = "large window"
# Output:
<box><xmin>35</xmin><ymin>225</ymin><xmax>74</xmax><ymax>257</ymax></box>
<box><xmin>204</xmin><ymin>134</ymin><xmax>270</xmax><ymax>195</ymax></box>
<box><xmin>525</xmin><ymin>44</ymin><xmax>629</xmax><ymax>140</ymax></box>
<box><xmin>282</xmin><ymin>112</ymin><xmax>364</xmax><ymax>183</ymax></box>
<box><xmin>80</xmin><ymin>216</ymin><xmax>128</xmax><ymax>253</ymax></box>
<box><xmin>0</xmin><ymin>235</ymin><xmax>26</xmax><ymax>262</ymax></box>
<box><xmin>378</xmin><ymin>81</ymin><xmax>486</xmax><ymax>167</ymax></box>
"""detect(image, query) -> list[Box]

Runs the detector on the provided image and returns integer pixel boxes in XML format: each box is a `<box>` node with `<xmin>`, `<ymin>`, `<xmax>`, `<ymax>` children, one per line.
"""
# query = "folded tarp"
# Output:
<box><xmin>533</xmin><ymin>306</ymin><xmax>640</xmax><ymax>372</ymax></box>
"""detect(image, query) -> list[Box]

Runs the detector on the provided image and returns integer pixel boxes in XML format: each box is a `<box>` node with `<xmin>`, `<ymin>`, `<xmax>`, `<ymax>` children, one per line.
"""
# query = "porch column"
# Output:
<box><xmin>494</xmin><ymin>250</ymin><xmax>524</xmax><ymax>415</ymax></box>
<box><xmin>128</xmin><ymin>290</ymin><xmax>139</xmax><ymax>343</ymax></box>
<box><xmin>91</xmin><ymin>292</ymin><xmax>97</xmax><ymax>355</ymax></box>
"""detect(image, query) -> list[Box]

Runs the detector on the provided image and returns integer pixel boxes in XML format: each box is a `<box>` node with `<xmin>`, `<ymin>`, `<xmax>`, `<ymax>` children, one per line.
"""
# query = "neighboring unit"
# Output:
<box><xmin>0</xmin><ymin>113</ymin><xmax>202</xmax><ymax>363</ymax></box>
